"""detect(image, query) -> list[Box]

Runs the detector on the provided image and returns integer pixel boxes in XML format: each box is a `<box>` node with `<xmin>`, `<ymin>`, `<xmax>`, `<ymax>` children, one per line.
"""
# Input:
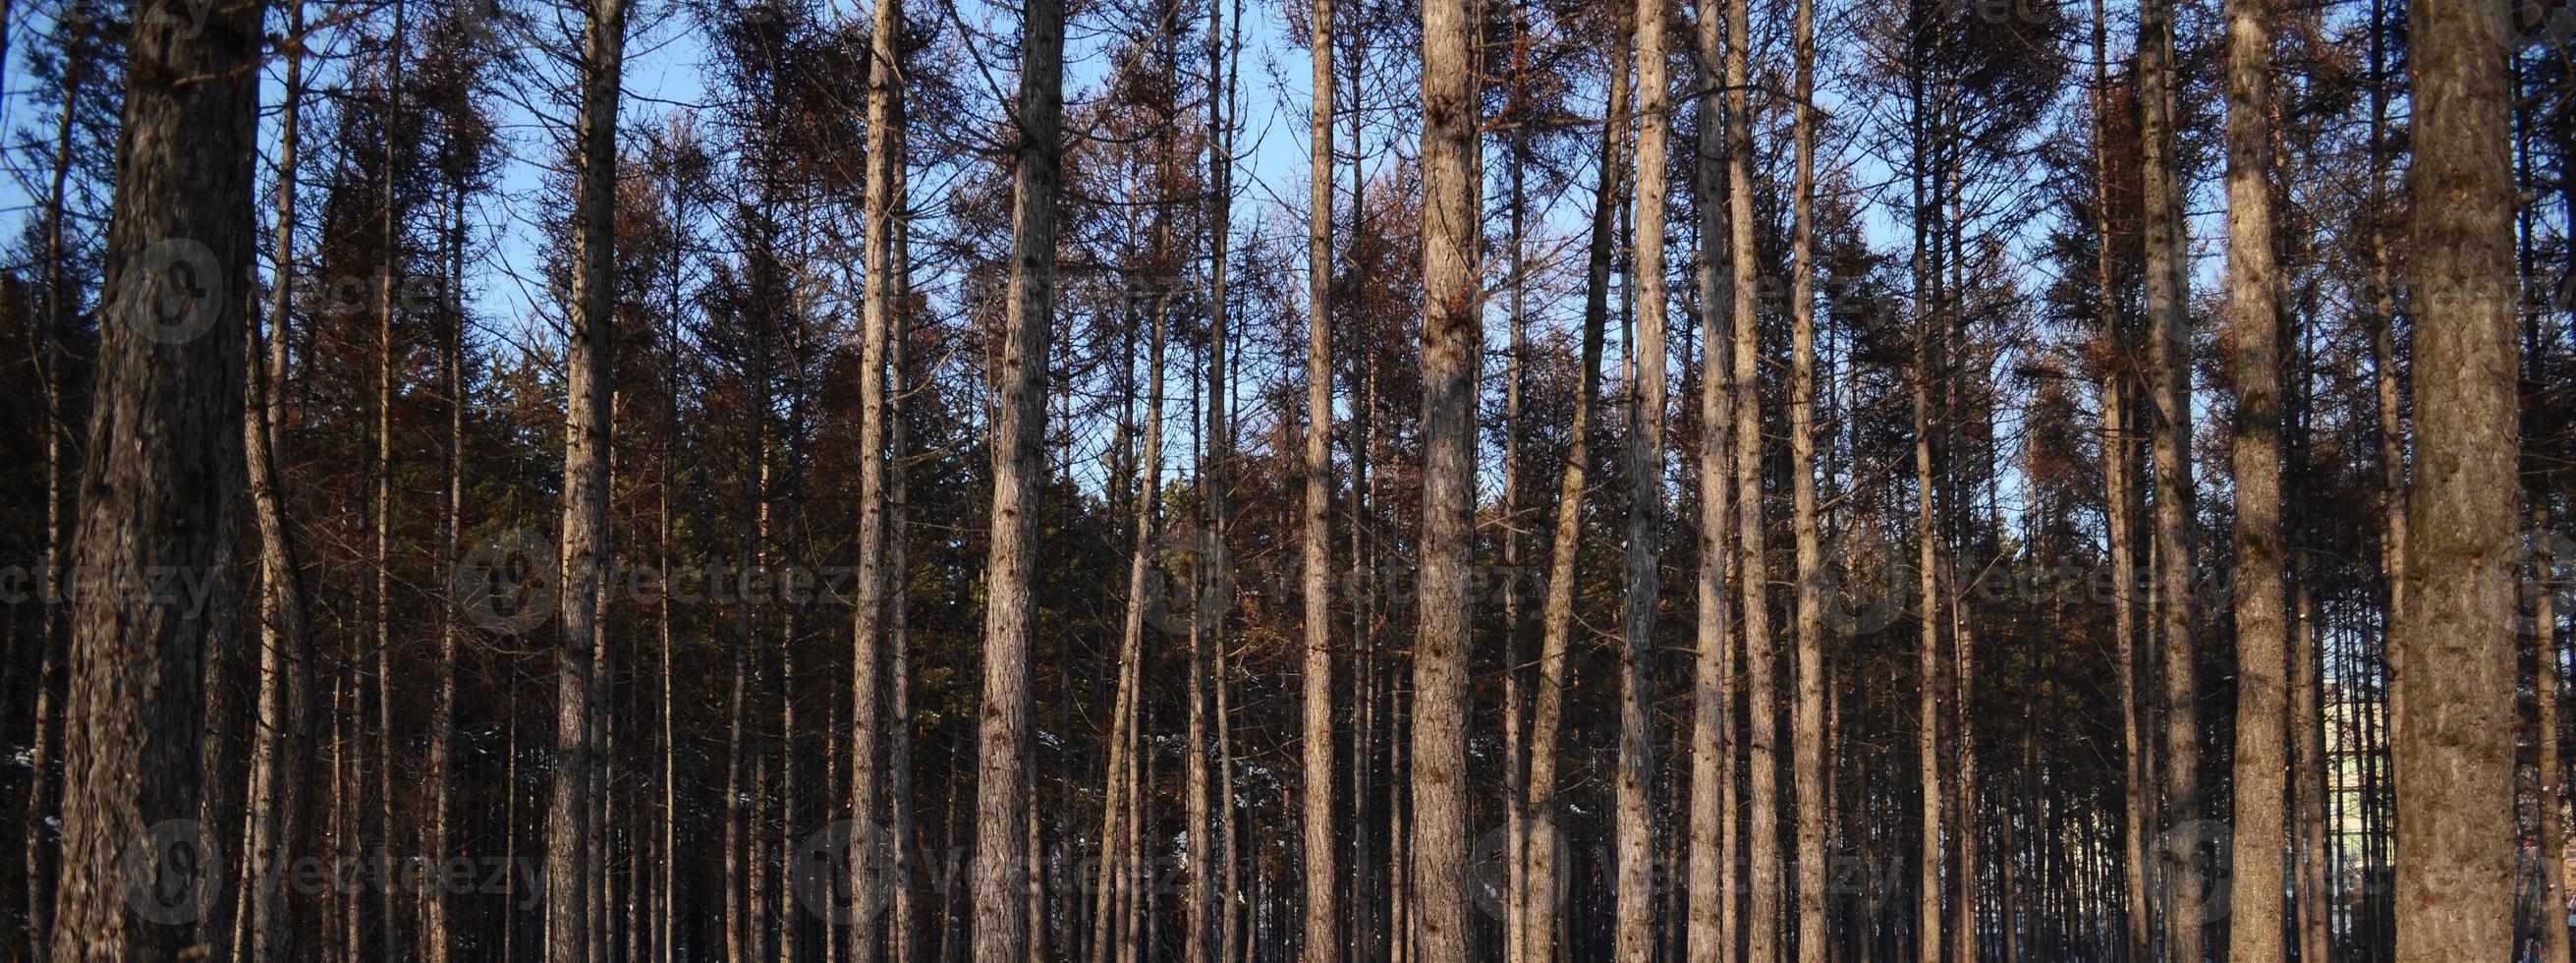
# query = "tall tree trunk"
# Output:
<box><xmin>1725</xmin><ymin>0</ymin><xmax>1777</xmax><ymax>954</ymax></box>
<box><xmin>22</xmin><ymin>8</ymin><xmax>97</xmax><ymax>949</ymax></box>
<box><xmin>46</xmin><ymin>0</ymin><xmax>261</xmax><ymax>956</ymax></box>
<box><xmin>545</xmin><ymin>1</ymin><xmax>631</xmax><ymax>959</ymax></box>
<box><xmin>371</xmin><ymin>8</ymin><xmax>406</xmax><ymax>960</ymax></box>
<box><xmin>426</xmin><ymin>157</ymin><xmax>466</xmax><ymax>963</ymax></box>
<box><xmin>1615</xmin><ymin>0</ymin><xmax>1670</xmax><ymax>954</ymax></box>
<box><xmin>245</xmin><ymin>9</ymin><xmax>310</xmax><ymax>959</ymax></box>
<box><xmin>969</xmin><ymin>0</ymin><xmax>1065</xmax><ymax>950</ymax></box>
<box><xmin>2392</xmin><ymin>4</ymin><xmax>2521</xmax><ymax>962</ymax></box>
<box><xmin>850</xmin><ymin>0</ymin><xmax>906</xmax><ymax>949</ymax></box>
<box><xmin>1412</xmin><ymin>0</ymin><xmax>1481</xmax><ymax>947</ymax></box>
<box><xmin>2138</xmin><ymin>0</ymin><xmax>2205</xmax><ymax>954</ymax></box>
<box><xmin>1909</xmin><ymin>11</ymin><xmax>1945</xmax><ymax>955</ymax></box>
<box><xmin>1786</xmin><ymin>0</ymin><xmax>1827</xmax><ymax>952</ymax></box>
<box><xmin>2089</xmin><ymin>0</ymin><xmax>2151</xmax><ymax>953</ymax></box>
<box><xmin>1301</xmin><ymin>0</ymin><xmax>1340</xmax><ymax>950</ymax></box>
<box><xmin>1686</xmin><ymin>2</ymin><xmax>1735</xmax><ymax>957</ymax></box>
<box><xmin>2223</xmin><ymin>0</ymin><xmax>2288</xmax><ymax>957</ymax></box>
<box><xmin>1524</xmin><ymin>20</ymin><xmax>1625</xmax><ymax>953</ymax></box>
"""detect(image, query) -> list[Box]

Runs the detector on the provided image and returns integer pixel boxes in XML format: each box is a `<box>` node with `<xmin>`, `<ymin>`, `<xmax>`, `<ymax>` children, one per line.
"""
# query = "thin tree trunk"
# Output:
<box><xmin>1686</xmin><ymin>2</ymin><xmax>1734</xmax><ymax>957</ymax></box>
<box><xmin>2089</xmin><ymin>0</ymin><xmax>2151</xmax><ymax>953</ymax></box>
<box><xmin>1725</xmin><ymin>0</ymin><xmax>1777</xmax><ymax>953</ymax></box>
<box><xmin>2538</xmin><ymin>495</ymin><xmax>2567</xmax><ymax>963</ymax></box>
<box><xmin>46</xmin><ymin>0</ymin><xmax>261</xmax><ymax>955</ymax></box>
<box><xmin>545</xmin><ymin>3</ymin><xmax>632</xmax><ymax>959</ymax></box>
<box><xmin>969</xmin><ymin>0</ymin><xmax>1065</xmax><ymax>949</ymax></box>
<box><xmin>1787</xmin><ymin>0</ymin><xmax>1828</xmax><ymax>951</ymax></box>
<box><xmin>1301</xmin><ymin>0</ymin><xmax>1340</xmax><ymax>949</ymax></box>
<box><xmin>2223</xmin><ymin>0</ymin><xmax>2288</xmax><ymax>956</ymax></box>
<box><xmin>2138</xmin><ymin>0</ymin><xmax>2205</xmax><ymax>954</ymax></box>
<box><xmin>849</xmin><ymin>0</ymin><xmax>906</xmax><ymax>946</ymax></box>
<box><xmin>245</xmin><ymin>10</ymin><xmax>310</xmax><ymax>958</ymax></box>
<box><xmin>22</xmin><ymin>8</ymin><xmax>97</xmax><ymax>949</ymax></box>
<box><xmin>1615</xmin><ymin>0</ymin><xmax>1670</xmax><ymax>953</ymax></box>
<box><xmin>1525</xmin><ymin>11</ymin><xmax>1626</xmax><ymax>959</ymax></box>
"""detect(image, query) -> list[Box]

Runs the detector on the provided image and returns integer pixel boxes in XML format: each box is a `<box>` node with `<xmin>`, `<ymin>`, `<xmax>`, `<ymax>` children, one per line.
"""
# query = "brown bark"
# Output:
<box><xmin>968</xmin><ymin>0</ymin><xmax>1065</xmax><ymax>951</ymax></box>
<box><xmin>1614</xmin><ymin>0</ymin><xmax>1669</xmax><ymax>954</ymax></box>
<box><xmin>2137</xmin><ymin>0</ymin><xmax>2205</xmax><ymax>953</ymax></box>
<box><xmin>2392</xmin><ymin>7</ymin><xmax>2522</xmax><ymax>962</ymax></box>
<box><xmin>1787</xmin><ymin>0</ymin><xmax>1827</xmax><ymax>951</ymax></box>
<box><xmin>2223</xmin><ymin>0</ymin><xmax>2288</xmax><ymax>956</ymax></box>
<box><xmin>849</xmin><ymin>0</ymin><xmax>905</xmax><ymax>951</ymax></box>
<box><xmin>1522</xmin><ymin>23</ymin><xmax>1624</xmax><ymax>953</ymax></box>
<box><xmin>1301</xmin><ymin>0</ymin><xmax>1339</xmax><ymax>951</ymax></box>
<box><xmin>1725</xmin><ymin>0</ymin><xmax>1776</xmax><ymax>953</ymax></box>
<box><xmin>46</xmin><ymin>0</ymin><xmax>262</xmax><ymax>957</ymax></box>
<box><xmin>1686</xmin><ymin>3</ymin><xmax>1735</xmax><ymax>957</ymax></box>
<box><xmin>544</xmin><ymin>1</ymin><xmax>630</xmax><ymax>959</ymax></box>
<box><xmin>1412</xmin><ymin>0</ymin><xmax>1481</xmax><ymax>946</ymax></box>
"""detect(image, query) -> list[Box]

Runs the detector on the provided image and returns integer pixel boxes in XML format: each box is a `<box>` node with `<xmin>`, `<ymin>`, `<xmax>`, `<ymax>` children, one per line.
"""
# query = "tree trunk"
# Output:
<box><xmin>245</xmin><ymin>10</ymin><xmax>310</xmax><ymax>959</ymax></box>
<box><xmin>1412</xmin><ymin>0</ymin><xmax>1481</xmax><ymax>947</ymax></box>
<box><xmin>1524</xmin><ymin>16</ymin><xmax>1626</xmax><ymax>959</ymax></box>
<box><xmin>1725</xmin><ymin>0</ymin><xmax>1777</xmax><ymax>953</ymax></box>
<box><xmin>2223</xmin><ymin>0</ymin><xmax>2288</xmax><ymax>956</ymax></box>
<box><xmin>1687</xmin><ymin>2</ymin><xmax>1735</xmax><ymax>957</ymax></box>
<box><xmin>545</xmin><ymin>3</ymin><xmax>631</xmax><ymax>959</ymax></box>
<box><xmin>969</xmin><ymin>0</ymin><xmax>1065</xmax><ymax>951</ymax></box>
<box><xmin>1615</xmin><ymin>0</ymin><xmax>1669</xmax><ymax>954</ymax></box>
<box><xmin>2392</xmin><ymin>5</ymin><xmax>2522</xmax><ymax>962</ymax></box>
<box><xmin>2138</xmin><ymin>0</ymin><xmax>2205</xmax><ymax>954</ymax></box>
<box><xmin>2089</xmin><ymin>0</ymin><xmax>2151</xmax><ymax>954</ymax></box>
<box><xmin>1786</xmin><ymin>0</ymin><xmax>1827</xmax><ymax>952</ymax></box>
<box><xmin>46</xmin><ymin>0</ymin><xmax>261</xmax><ymax>956</ymax></box>
<box><xmin>849</xmin><ymin>0</ymin><xmax>906</xmax><ymax>949</ymax></box>
<box><xmin>1301</xmin><ymin>0</ymin><xmax>1340</xmax><ymax>950</ymax></box>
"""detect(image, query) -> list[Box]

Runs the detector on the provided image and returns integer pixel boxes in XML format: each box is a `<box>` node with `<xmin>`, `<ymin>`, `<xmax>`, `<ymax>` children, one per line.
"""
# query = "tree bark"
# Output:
<box><xmin>1686</xmin><ymin>3</ymin><xmax>1735</xmax><ymax>957</ymax></box>
<box><xmin>1524</xmin><ymin>21</ymin><xmax>1625</xmax><ymax>955</ymax></box>
<box><xmin>545</xmin><ymin>2</ymin><xmax>630</xmax><ymax>959</ymax></box>
<box><xmin>969</xmin><ymin>0</ymin><xmax>1065</xmax><ymax>951</ymax></box>
<box><xmin>2223</xmin><ymin>0</ymin><xmax>2288</xmax><ymax>957</ymax></box>
<box><xmin>849</xmin><ymin>0</ymin><xmax>906</xmax><ymax>950</ymax></box>
<box><xmin>46</xmin><ymin>0</ymin><xmax>261</xmax><ymax>957</ymax></box>
<box><xmin>1301</xmin><ymin>0</ymin><xmax>1340</xmax><ymax>952</ymax></box>
<box><xmin>244</xmin><ymin>9</ymin><xmax>310</xmax><ymax>959</ymax></box>
<box><xmin>1412</xmin><ymin>0</ymin><xmax>1481</xmax><ymax>947</ymax></box>
<box><xmin>1725</xmin><ymin>0</ymin><xmax>1776</xmax><ymax>953</ymax></box>
<box><xmin>1786</xmin><ymin>0</ymin><xmax>1827</xmax><ymax>952</ymax></box>
<box><xmin>2138</xmin><ymin>0</ymin><xmax>2205</xmax><ymax>954</ymax></box>
<box><xmin>2392</xmin><ymin>5</ymin><xmax>2522</xmax><ymax>962</ymax></box>
<box><xmin>1615</xmin><ymin>0</ymin><xmax>1669</xmax><ymax>954</ymax></box>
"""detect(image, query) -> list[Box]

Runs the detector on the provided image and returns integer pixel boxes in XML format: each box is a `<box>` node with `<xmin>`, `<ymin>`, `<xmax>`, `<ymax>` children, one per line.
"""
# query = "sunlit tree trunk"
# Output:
<box><xmin>543</xmin><ymin>4</ymin><xmax>630</xmax><ymax>961</ymax></box>
<box><xmin>1686</xmin><ymin>3</ymin><xmax>1735</xmax><ymax>957</ymax></box>
<box><xmin>1787</xmin><ymin>0</ymin><xmax>1828</xmax><ymax>952</ymax></box>
<box><xmin>1301</xmin><ymin>0</ymin><xmax>1340</xmax><ymax>952</ymax></box>
<box><xmin>969</xmin><ymin>0</ymin><xmax>1065</xmax><ymax>950</ymax></box>
<box><xmin>2223</xmin><ymin>0</ymin><xmax>2288</xmax><ymax>956</ymax></box>
<box><xmin>2392</xmin><ymin>5</ymin><xmax>2521</xmax><ymax>961</ymax></box>
<box><xmin>1412</xmin><ymin>0</ymin><xmax>1482</xmax><ymax>946</ymax></box>
<box><xmin>1614</xmin><ymin>0</ymin><xmax>1670</xmax><ymax>953</ymax></box>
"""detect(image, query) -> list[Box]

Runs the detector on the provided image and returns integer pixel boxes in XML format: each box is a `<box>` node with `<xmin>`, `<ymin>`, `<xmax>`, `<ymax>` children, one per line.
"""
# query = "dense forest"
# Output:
<box><xmin>0</xmin><ymin>0</ymin><xmax>2567</xmax><ymax>959</ymax></box>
